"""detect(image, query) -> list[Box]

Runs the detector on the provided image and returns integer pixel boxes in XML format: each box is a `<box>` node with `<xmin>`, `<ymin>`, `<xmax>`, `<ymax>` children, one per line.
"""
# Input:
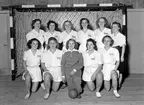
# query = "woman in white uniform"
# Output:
<box><xmin>44</xmin><ymin>20</ymin><xmax>61</xmax><ymax>50</ymax></box>
<box><xmin>78</xmin><ymin>18</ymin><xmax>95</xmax><ymax>53</ymax></box>
<box><xmin>94</xmin><ymin>17</ymin><xmax>111</xmax><ymax>50</ymax></box>
<box><xmin>41</xmin><ymin>37</ymin><xmax>63</xmax><ymax>100</ymax></box>
<box><xmin>60</xmin><ymin>20</ymin><xmax>78</xmax><ymax>52</ymax></box>
<box><xmin>111</xmin><ymin>21</ymin><xmax>126</xmax><ymax>89</ymax></box>
<box><xmin>99</xmin><ymin>35</ymin><xmax>120</xmax><ymax>98</ymax></box>
<box><xmin>23</xmin><ymin>38</ymin><xmax>42</xmax><ymax>99</ymax></box>
<box><xmin>82</xmin><ymin>38</ymin><xmax>103</xmax><ymax>98</ymax></box>
<box><xmin>26</xmin><ymin>19</ymin><xmax>45</xmax><ymax>52</ymax></box>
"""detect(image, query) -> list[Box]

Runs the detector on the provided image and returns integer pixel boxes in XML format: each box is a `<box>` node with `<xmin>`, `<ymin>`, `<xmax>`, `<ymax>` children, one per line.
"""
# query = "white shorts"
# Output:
<box><xmin>82</xmin><ymin>67</ymin><xmax>97</xmax><ymax>82</ymax></box>
<box><xmin>22</xmin><ymin>66</ymin><xmax>42</xmax><ymax>82</ymax></box>
<box><xmin>43</xmin><ymin>67</ymin><xmax>62</xmax><ymax>82</ymax></box>
<box><xmin>102</xmin><ymin>64</ymin><xmax>119</xmax><ymax>81</ymax></box>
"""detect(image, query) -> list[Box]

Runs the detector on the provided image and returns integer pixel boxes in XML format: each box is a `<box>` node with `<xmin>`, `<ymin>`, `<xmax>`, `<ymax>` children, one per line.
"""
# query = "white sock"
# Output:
<box><xmin>96</xmin><ymin>92</ymin><xmax>101</xmax><ymax>98</ymax></box>
<box><xmin>113</xmin><ymin>90</ymin><xmax>120</xmax><ymax>98</ymax></box>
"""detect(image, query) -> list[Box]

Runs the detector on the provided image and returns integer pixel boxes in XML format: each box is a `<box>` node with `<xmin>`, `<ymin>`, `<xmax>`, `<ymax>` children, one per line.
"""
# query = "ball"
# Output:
<box><xmin>68</xmin><ymin>89</ymin><xmax>78</xmax><ymax>99</ymax></box>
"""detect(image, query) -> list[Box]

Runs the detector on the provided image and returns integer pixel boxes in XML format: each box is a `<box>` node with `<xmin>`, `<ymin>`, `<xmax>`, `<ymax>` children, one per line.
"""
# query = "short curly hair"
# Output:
<box><xmin>86</xmin><ymin>38</ymin><xmax>97</xmax><ymax>51</ymax></box>
<box><xmin>66</xmin><ymin>38</ymin><xmax>78</xmax><ymax>50</ymax></box>
<box><xmin>47</xmin><ymin>37</ymin><xmax>59</xmax><ymax>49</ymax></box>
<box><xmin>27</xmin><ymin>38</ymin><xmax>41</xmax><ymax>49</ymax></box>
<box><xmin>102</xmin><ymin>35</ymin><xmax>114</xmax><ymax>46</ymax></box>
<box><xmin>31</xmin><ymin>19</ymin><xmax>42</xmax><ymax>29</ymax></box>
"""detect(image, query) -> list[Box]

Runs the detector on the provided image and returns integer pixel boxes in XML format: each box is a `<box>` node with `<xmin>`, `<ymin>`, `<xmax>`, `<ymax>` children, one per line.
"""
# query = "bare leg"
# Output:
<box><xmin>96</xmin><ymin>72</ymin><xmax>103</xmax><ymax>92</ymax></box>
<box><xmin>87</xmin><ymin>82</ymin><xmax>95</xmax><ymax>92</ymax></box>
<box><xmin>52</xmin><ymin>82</ymin><xmax>60</xmax><ymax>92</ymax></box>
<box><xmin>104</xmin><ymin>81</ymin><xmax>110</xmax><ymax>91</ymax></box>
<box><xmin>24</xmin><ymin>73</ymin><xmax>31</xmax><ymax>99</ymax></box>
<box><xmin>111</xmin><ymin>70</ymin><xmax>120</xmax><ymax>98</ymax></box>
<box><xmin>32</xmin><ymin>82</ymin><xmax>39</xmax><ymax>92</ymax></box>
<box><xmin>43</xmin><ymin>72</ymin><xmax>52</xmax><ymax>99</ymax></box>
<box><xmin>119</xmin><ymin>74</ymin><xmax>123</xmax><ymax>88</ymax></box>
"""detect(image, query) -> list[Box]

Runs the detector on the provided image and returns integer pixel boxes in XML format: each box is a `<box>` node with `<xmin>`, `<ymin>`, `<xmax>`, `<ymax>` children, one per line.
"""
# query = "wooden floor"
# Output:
<box><xmin>0</xmin><ymin>74</ymin><xmax>144</xmax><ymax>105</ymax></box>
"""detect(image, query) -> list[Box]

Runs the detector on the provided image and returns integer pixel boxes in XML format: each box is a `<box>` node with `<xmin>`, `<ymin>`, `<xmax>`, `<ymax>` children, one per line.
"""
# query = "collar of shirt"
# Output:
<box><xmin>67</xmin><ymin>49</ymin><xmax>77</xmax><ymax>52</ymax></box>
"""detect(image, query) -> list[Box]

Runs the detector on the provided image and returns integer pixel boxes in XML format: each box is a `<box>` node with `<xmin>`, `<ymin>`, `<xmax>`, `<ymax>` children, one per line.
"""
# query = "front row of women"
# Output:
<box><xmin>23</xmin><ymin>35</ymin><xmax>120</xmax><ymax>100</ymax></box>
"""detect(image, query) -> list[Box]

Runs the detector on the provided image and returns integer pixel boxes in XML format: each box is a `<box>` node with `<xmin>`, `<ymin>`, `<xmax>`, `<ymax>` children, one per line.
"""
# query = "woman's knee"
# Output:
<box><xmin>111</xmin><ymin>71</ymin><xmax>118</xmax><ymax>80</ymax></box>
<box><xmin>44</xmin><ymin>73</ymin><xmax>52</xmax><ymax>81</ymax></box>
<box><xmin>96</xmin><ymin>72</ymin><xmax>103</xmax><ymax>81</ymax></box>
<box><xmin>87</xmin><ymin>82</ymin><xmax>95</xmax><ymax>92</ymax></box>
<box><xmin>25</xmin><ymin>73</ymin><xmax>31</xmax><ymax>81</ymax></box>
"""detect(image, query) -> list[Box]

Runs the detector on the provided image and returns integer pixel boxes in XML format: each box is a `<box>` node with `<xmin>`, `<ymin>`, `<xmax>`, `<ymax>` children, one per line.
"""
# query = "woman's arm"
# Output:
<box><xmin>121</xmin><ymin>44</ymin><xmax>126</xmax><ymax>62</ymax></box>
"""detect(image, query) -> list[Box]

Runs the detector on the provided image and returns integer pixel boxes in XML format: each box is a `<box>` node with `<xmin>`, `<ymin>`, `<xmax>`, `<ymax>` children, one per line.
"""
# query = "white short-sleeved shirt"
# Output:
<box><xmin>99</xmin><ymin>47</ymin><xmax>119</xmax><ymax>65</ymax></box>
<box><xmin>23</xmin><ymin>49</ymin><xmax>42</xmax><ymax>67</ymax></box>
<box><xmin>41</xmin><ymin>49</ymin><xmax>63</xmax><ymax>68</ymax></box>
<box><xmin>94</xmin><ymin>28</ymin><xmax>111</xmax><ymax>49</ymax></box>
<box><xmin>78</xmin><ymin>29</ymin><xmax>95</xmax><ymax>52</ymax></box>
<box><xmin>60</xmin><ymin>30</ymin><xmax>78</xmax><ymax>45</ymax></box>
<box><xmin>111</xmin><ymin>32</ymin><xmax>126</xmax><ymax>47</ymax></box>
<box><xmin>44</xmin><ymin>31</ymin><xmax>61</xmax><ymax>44</ymax></box>
<box><xmin>26</xmin><ymin>29</ymin><xmax>45</xmax><ymax>44</ymax></box>
<box><xmin>83</xmin><ymin>50</ymin><xmax>102</xmax><ymax>68</ymax></box>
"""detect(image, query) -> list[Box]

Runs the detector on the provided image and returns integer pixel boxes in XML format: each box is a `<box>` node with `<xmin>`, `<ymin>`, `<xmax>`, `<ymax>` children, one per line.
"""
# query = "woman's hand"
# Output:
<box><xmin>70</xmin><ymin>69</ymin><xmax>77</xmax><ymax>76</ymax></box>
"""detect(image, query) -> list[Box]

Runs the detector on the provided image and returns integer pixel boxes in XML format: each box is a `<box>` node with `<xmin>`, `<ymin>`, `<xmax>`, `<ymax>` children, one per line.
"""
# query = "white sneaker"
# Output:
<box><xmin>96</xmin><ymin>92</ymin><xmax>101</xmax><ymax>98</ymax></box>
<box><xmin>113</xmin><ymin>90</ymin><xmax>120</xmax><ymax>98</ymax></box>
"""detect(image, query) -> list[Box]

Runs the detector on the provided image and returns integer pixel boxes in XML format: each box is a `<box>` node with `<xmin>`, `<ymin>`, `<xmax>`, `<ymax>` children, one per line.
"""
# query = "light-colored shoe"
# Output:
<box><xmin>96</xmin><ymin>92</ymin><xmax>101</xmax><ymax>98</ymax></box>
<box><xmin>24</xmin><ymin>93</ymin><xmax>31</xmax><ymax>100</ymax></box>
<box><xmin>43</xmin><ymin>93</ymin><xmax>50</xmax><ymax>100</ymax></box>
<box><xmin>113</xmin><ymin>90</ymin><xmax>120</xmax><ymax>98</ymax></box>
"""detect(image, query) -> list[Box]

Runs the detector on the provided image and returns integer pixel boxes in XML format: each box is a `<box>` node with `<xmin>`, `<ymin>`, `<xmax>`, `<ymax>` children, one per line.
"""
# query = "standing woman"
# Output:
<box><xmin>44</xmin><ymin>20</ymin><xmax>61</xmax><ymax>49</ymax></box>
<box><xmin>94</xmin><ymin>17</ymin><xmax>111</xmax><ymax>50</ymax></box>
<box><xmin>99</xmin><ymin>35</ymin><xmax>120</xmax><ymax>98</ymax></box>
<box><xmin>26</xmin><ymin>19</ymin><xmax>45</xmax><ymax>51</ymax></box>
<box><xmin>78</xmin><ymin>18</ymin><xmax>95</xmax><ymax>53</ymax></box>
<box><xmin>61</xmin><ymin>39</ymin><xmax>83</xmax><ymax>99</ymax></box>
<box><xmin>41</xmin><ymin>37</ymin><xmax>63</xmax><ymax>100</ymax></box>
<box><xmin>60</xmin><ymin>20</ymin><xmax>78</xmax><ymax>52</ymax></box>
<box><xmin>82</xmin><ymin>38</ymin><xmax>103</xmax><ymax>98</ymax></box>
<box><xmin>111</xmin><ymin>22</ymin><xmax>126</xmax><ymax>88</ymax></box>
<box><xmin>22</xmin><ymin>38</ymin><xmax>42</xmax><ymax>99</ymax></box>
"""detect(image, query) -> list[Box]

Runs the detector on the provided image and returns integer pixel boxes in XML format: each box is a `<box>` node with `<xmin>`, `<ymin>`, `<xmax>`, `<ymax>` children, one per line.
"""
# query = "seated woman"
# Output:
<box><xmin>99</xmin><ymin>35</ymin><xmax>120</xmax><ymax>98</ymax></box>
<box><xmin>61</xmin><ymin>39</ymin><xmax>83</xmax><ymax>99</ymax></box>
<box><xmin>41</xmin><ymin>37</ymin><xmax>63</xmax><ymax>100</ymax></box>
<box><xmin>22</xmin><ymin>38</ymin><xmax>42</xmax><ymax>99</ymax></box>
<box><xmin>82</xmin><ymin>38</ymin><xmax>103</xmax><ymax>98</ymax></box>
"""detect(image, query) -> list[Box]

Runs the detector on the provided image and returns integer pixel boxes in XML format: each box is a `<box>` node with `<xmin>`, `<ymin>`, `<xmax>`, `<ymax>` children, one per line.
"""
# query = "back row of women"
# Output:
<box><xmin>23</xmin><ymin>17</ymin><xmax>126</xmax><ymax>100</ymax></box>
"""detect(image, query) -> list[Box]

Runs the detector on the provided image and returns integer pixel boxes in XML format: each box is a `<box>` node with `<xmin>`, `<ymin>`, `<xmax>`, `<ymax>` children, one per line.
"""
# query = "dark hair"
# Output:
<box><xmin>112</xmin><ymin>21</ymin><xmax>122</xmax><ymax>33</ymax></box>
<box><xmin>80</xmin><ymin>18</ymin><xmax>93</xmax><ymax>30</ymax></box>
<box><xmin>27</xmin><ymin>38</ymin><xmax>41</xmax><ymax>49</ymax></box>
<box><xmin>63</xmin><ymin>20</ymin><xmax>75</xmax><ymax>31</ymax></box>
<box><xmin>86</xmin><ymin>38</ymin><xmax>97</xmax><ymax>51</ymax></box>
<box><xmin>102</xmin><ymin>35</ymin><xmax>114</xmax><ymax>46</ymax></box>
<box><xmin>66</xmin><ymin>38</ymin><xmax>78</xmax><ymax>50</ymax></box>
<box><xmin>47</xmin><ymin>37</ymin><xmax>59</xmax><ymax>49</ymax></box>
<box><xmin>31</xmin><ymin>19</ymin><xmax>42</xmax><ymax>29</ymax></box>
<box><xmin>47</xmin><ymin>20</ymin><xmax>59</xmax><ymax>31</ymax></box>
<box><xmin>96</xmin><ymin>17</ymin><xmax>109</xmax><ymax>28</ymax></box>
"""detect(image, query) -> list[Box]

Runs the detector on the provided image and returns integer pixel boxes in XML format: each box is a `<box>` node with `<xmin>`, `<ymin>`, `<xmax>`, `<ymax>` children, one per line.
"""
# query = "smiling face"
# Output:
<box><xmin>103</xmin><ymin>37</ymin><xmax>112</xmax><ymax>47</ymax></box>
<box><xmin>34</xmin><ymin>21</ymin><xmax>41</xmax><ymax>29</ymax></box>
<box><xmin>112</xmin><ymin>24</ymin><xmax>119</xmax><ymax>33</ymax></box>
<box><xmin>49</xmin><ymin>23</ymin><xmax>55</xmax><ymax>31</ymax></box>
<box><xmin>98</xmin><ymin>18</ymin><xmax>105</xmax><ymax>28</ymax></box>
<box><xmin>81</xmin><ymin>19</ymin><xmax>88</xmax><ymax>29</ymax></box>
<box><xmin>31</xmin><ymin>40</ymin><xmax>38</xmax><ymax>50</ymax></box>
<box><xmin>68</xmin><ymin>40</ymin><xmax>75</xmax><ymax>50</ymax></box>
<box><xmin>49</xmin><ymin>40</ymin><xmax>57</xmax><ymax>49</ymax></box>
<box><xmin>64</xmin><ymin>21</ymin><xmax>72</xmax><ymax>31</ymax></box>
<box><xmin>87</xmin><ymin>41</ymin><xmax>94</xmax><ymax>51</ymax></box>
